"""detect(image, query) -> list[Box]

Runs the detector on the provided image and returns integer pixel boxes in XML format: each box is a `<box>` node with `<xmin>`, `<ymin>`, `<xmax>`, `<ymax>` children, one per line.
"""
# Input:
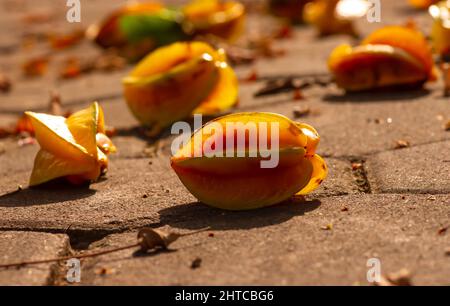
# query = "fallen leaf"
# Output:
<box><xmin>394</xmin><ymin>140</ymin><xmax>410</xmax><ymax>149</ymax></box>
<box><xmin>293</xmin><ymin>89</ymin><xmax>304</xmax><ymax>100</ymax></box>
<box><xmin>94</xmin><ymin>267</ymin><xmax>116</xmax><ymax>276</ymax></box>
<box><xmin>376</xmin><ymin>269</ymin><xmax>413</xmax><ymax>286</ymax></box>
<box><xmin>59</xmin><ymin>57</ymin><xmax>83</xmax><ymax>79</ymax></box>
<box><xmin>438</xmin><ymin>226</ymin><xmax>448</xmax><ymax>236</ymax></box>
<box><xmin>137</xmin><ymin>227</ymin><xmax>210</xmax><ymax>252</ymax></box>
<box><xmin>243</xmin><ymin>69</ymin><xmax>259</xmax><ymax>82</ymax></box>
<box><xmin>49</xmin><ymin>29</ymin><xmax>85</xmax><ymax>50</ymax></box>
<box><xmin>445</xmin><ymin>247</ymin><xmax>450</xmax><ymax>256</ymax></box>
<box><xmin>445</xmin><ymin>120</ymin><xmax>450</xmax><ymax>131</ymax></box>
<box><xmin>0</xmin><ymin>127</ymin><xmax>14</xmax><ymax>139</ymax></box>
<box><xmin>59</xmin><ymin>52</ymin><xmax>126</xmax><ymax>80</ymax></box>
<box><xmin>0</xmin><ymin>73</ymin><xmax>12</xmax><ymax>93</ymax></box>
<box><xmin>351</xmin><ymin>162</ymin><xmax>363</xmax><ymax>171</ymax></box>
<box><xmin>442</xmin><ymin>62</ymin><xmax>450</xmax><ymax>97</ymax></box>
<box><xmin>23</xmin><ymin>56</ymin><xmax>49</xmax><ymax>77</ymax></box>
<box><xmin>190</xmin><ymin>258</ymin><xmax>202</xmax><ymax>270</ymax></box>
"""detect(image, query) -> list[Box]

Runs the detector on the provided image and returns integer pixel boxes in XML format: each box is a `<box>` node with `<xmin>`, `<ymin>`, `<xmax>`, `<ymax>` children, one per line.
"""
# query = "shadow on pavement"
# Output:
<box><xmin>0</xmin><ymin>184</ymin><xmax>96</xmax><ymax>207</ymax></box>
<box><xmin>323</xmin><ymin>88</ymin><xmax>431</xmax><ymax>103</ymax></box>
<box><xmin>157</xmin><ymin>199</ymin><xmax>321</xmax><ymax>231</ymax></box>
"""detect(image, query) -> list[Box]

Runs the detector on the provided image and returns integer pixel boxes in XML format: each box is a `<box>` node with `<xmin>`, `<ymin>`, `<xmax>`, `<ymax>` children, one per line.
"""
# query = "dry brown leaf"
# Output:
<box><xmin>190</xmin><ymin>258</ymin><xmax>202</xmax><ymax>270</ymax></box>
<box><xmin>0</xmin><ymin>127</ymin><xmax>14</xmax><ymax>139</ymax></box>
<box><xmin>23</xmin><ymin>56</ymin><xmax>49</xmax><ymax>77</ymax></box>
<box><xmin>438</xmin><ymin>226</ymin><xmax>448</xmax><ymax>236</ymax></box>
<box><xmin>351</xmin><ymin>162</ymin><xmax>363</xmax><ymax>171</ymax></box>
<box><xmin>59</xmin><ymin>53</ymin><xmax>126</xmax><ymax>80</ymax></box>
<box><xmin>445</xmin><ymin>121</ymin><xmax>450</xmax><ymax>131</ymax></box>
<box><xmin>59</xmin><ymin>57</ymin><xmax>83</xmax><ymax>79</ymax></box>
<box><xmin>137</xmin><ymin>227</ymin><xmax>210</xmax><ymax>252</ymax></box>
<box><xmin>94</xmin><ymin>267</ymin><xmax>116</xmax><ymax>276</ymax></box>
<box><xmin>293</xmin><ymin>89</ymin><xmax>304</xmax><ymax>100</ymax></box>
<box><xmin>394</xmin><ymin>140</ymin><xmax>411</xmax><ymax>149</ymax></box>
<box><xmin>49</xmin><ymin>29</ymin><xmax>85</xmax><ymax>50</ymax></box>
<box><xmin>376</xmin><ymin>269</ymin><xmax>413</xmax><ymax>286</ymax></box>
<box><xmin>0</xmin><ymin>73</ymin><xmax>12</xmax><ymax>93</ymax></box>
<box><xmin>243</xmin><ymin>69</ymin><xmax>259</xmax><ymax>82</ymax></box>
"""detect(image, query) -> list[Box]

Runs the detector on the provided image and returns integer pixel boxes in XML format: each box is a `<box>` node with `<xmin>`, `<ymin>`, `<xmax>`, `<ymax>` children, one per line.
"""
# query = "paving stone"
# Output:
<box><xmin>0</xmin><ymin>147</ymin><xmax>356</xmax><ymax>232</ymax></box>
<box><xmin>242</xmin><ymin>85</ymin><xmax>450</xmax><ymax>157</ymax></box>
<box><xmin>366</xmin><ymin>141</ymin><xmax>450</xmax><ymax>194</ymax></box>
<box><xmin>1</xmin><ymin>0</ymin><xmax>449</xmax><ymax>286</ymax></box>
<box><xmin>79</xmin><ymin>194</ymin><xmax>450</xmax><ymax>286</ymax></box>
<box><xmin>0</xmin><ymin>231</ymin><xmax>69</xmax><ymax>285</ymax></box>
<box><xmin>0</xmin><ymin>157</ymin><xmax>194</xmax><ymax>231</ymax></box>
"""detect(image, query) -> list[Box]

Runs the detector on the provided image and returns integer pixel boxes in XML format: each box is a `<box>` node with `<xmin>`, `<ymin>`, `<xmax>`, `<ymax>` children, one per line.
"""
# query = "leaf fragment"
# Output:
<box><xmin>375</xmin><ymin>269</ymin><xmax>413</xmax><ymax>286</ymax></box>
<box><xmin>137</xmin><ymin>227</ymin><xmax>210</xmax><ymax>252</ymax></box>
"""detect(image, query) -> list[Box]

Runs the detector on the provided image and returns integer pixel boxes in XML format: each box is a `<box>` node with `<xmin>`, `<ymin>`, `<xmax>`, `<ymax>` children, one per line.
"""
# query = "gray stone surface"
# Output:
<box><xmin>80</xmin><ymin>195</ymin><xmax>450</xmax><ymax>286</ymax></box>
<box><xmin>0</xmin><ymin>152</ymin><xmax>358</xmax><ymax>231</ymax></box>
<box><xmin>0</xmin><ymin>0</ymin><xmax>449</xmax><ymax>286</ymax></box>
<box><xmin>0</xmin><ymin>231</ymin><xmax>69</xmax><ymax>285</ymax></box>
<box><xmin>367</xmin><ymin>141</ymin><xmax>450</xmax><ymax>194</ymax></box>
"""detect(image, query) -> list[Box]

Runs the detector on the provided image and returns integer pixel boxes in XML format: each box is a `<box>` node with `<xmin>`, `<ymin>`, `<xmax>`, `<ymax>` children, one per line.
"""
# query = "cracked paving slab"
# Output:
<box><xmin>0</xmin><ymin>150</ymin><xmax>359</xmax><ymax>232</ymax></box>
<box><xmin>76</xmin><ymin>194</ymin><xmax>449</xmax><ymax>286</ymax></box>
<box><xmin>0</xmin><ymin>231</ymin><xmax>69</xmax><ymax>285</ymax></box>
<box><xmin>0</xmin><ymin>0</ymin><xmax>449</xmax><ymax>286</ymax></box>
<box><xmin>366</xmin><ymin>141</ymin><xmax>450</xmax><ymax>194</ymax></box>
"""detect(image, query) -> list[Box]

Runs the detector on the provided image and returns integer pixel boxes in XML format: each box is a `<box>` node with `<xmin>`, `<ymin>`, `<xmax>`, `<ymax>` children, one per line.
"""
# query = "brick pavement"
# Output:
<box><xmin>0</xmin><ymin>0</ymin><xmax>448</xmax><ymax>285</ymax></box>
